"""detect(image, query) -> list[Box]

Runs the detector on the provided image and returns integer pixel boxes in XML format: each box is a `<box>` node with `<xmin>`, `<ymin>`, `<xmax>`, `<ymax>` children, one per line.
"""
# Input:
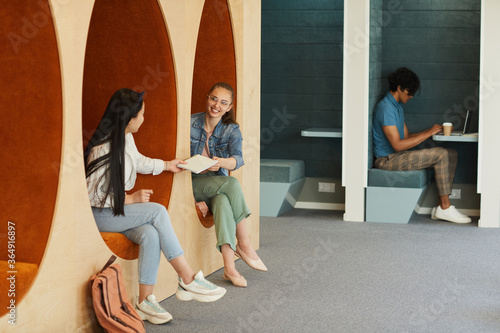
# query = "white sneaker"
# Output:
<box><xmin>431</xmin><ymin>207</ymin><xmax>438</xmax><ymax>220</ymax></box>
<box><xmin>434</xmin><ymin>205</ymin><xmax>471</xmax><ymax>224</ymax></box>
<box><xmin>176</xmin><ymin>270</ymin><xmax>226</xmax><ymax>302</ymax></box>
<box><xmin>136</xmin><ymin>294</ymin><xmax>172</xmax><ymax>324</ymax></box>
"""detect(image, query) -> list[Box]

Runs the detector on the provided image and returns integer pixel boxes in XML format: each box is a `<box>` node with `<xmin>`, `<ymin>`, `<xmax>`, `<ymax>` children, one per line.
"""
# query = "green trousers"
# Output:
<box><xmin>192</xmin><ymin>173</ymin><xmax>251</xmax><ymax>252</ymax></box>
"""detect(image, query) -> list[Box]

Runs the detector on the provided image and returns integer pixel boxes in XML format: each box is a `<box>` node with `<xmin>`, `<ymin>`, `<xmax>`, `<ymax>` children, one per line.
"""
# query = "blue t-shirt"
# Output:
<box><xmin>372</xmin><ymin>92</ymin><xmax>405</xmax><ymax>158</ymax></box>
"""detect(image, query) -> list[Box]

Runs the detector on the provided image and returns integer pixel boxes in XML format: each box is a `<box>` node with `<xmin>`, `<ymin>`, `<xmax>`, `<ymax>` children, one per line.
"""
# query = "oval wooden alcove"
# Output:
<box><xmin>192</xmin><ymin>0</ymin><xmax>237</xmax><ymax>228</ymax></box>
<box><xmin>0</xmin><ymin>0</ymin><xmax>63</xmax><ymax>317</ymax></box>
<box><xmin>82</xmin><ymin>0</ymin><xmax>177</xmax><ymax>259</ymax></box>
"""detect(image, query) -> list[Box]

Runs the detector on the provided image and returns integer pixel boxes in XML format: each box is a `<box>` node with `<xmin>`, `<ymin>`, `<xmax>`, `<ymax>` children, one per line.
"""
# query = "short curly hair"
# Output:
<box><xmin>387</xmin><ymin>67</ymin><xmax>420</xmax><ymax>96</ymax></box>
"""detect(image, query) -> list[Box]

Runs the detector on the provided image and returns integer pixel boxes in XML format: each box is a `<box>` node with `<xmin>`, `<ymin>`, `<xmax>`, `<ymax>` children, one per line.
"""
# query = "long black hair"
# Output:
<box><xmin>209</xmin><ymin>82</ymin><xmax>237</xmax><ymax>125</ymax></box>
<box><xmin>84</xmin><ymin>88</ymin><xmax>144</xmax><ymax>216</ymax></box>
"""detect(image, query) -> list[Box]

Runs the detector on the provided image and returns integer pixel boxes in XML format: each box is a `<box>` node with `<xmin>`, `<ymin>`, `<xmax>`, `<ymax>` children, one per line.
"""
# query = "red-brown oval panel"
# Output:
<box><xmin>192</xmin><ymin>0</ymin><xmax>237</xmax><ymax>114</ymax></box>
<box><xmin>191</xmin><ymin>0</ymin><xmax>237</xmax><ymax>228</ymax></box>
<box><xmin>83</xmin><ymin>0</ymin><xmax>177</xmax><ymax>254</ymax></box>
<box><xmin>0</xmin><ymin>0</ymin><xmax>62</xmax><ymax>316</ymax></box>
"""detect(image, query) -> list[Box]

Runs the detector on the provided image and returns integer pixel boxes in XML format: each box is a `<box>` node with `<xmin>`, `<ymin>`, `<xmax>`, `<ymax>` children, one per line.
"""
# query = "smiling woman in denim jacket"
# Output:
<box><xmin>191</xmin><ymin>82</ymin><xmax>267</xmax><ymax>288</ymax></box>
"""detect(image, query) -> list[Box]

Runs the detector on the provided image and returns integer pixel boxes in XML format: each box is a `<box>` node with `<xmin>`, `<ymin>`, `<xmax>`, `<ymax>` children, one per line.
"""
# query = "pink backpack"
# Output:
<box><xmin>89</xmin><ymin>255</ymin><xmax>145</xmax><ymax>333</ymax></box>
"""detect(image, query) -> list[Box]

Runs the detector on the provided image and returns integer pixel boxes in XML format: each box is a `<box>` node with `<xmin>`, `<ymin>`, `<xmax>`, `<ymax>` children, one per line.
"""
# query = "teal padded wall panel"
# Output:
<box><xmin>381</xmin><ymin>0</ymin><xmax>481</xmax><ymax>131</ymax></box>
<box><xmin>378</xmin><ymin>0</ymin><xmax>480</xmax><ymax>184</ymax></box>
<box><xmin>368</xmin><ymin>0</ymin><xmax>384</xmax><ymax>169</ymax></box>
<box><xmin>262</xmin><ymin>1</ymin><xmax>343</xmax><ymax>10</ymax></box>
<box><xmin>261</xmin><ymin>0</ymin><xmax>344</xmax><ymax>178</ymax></box>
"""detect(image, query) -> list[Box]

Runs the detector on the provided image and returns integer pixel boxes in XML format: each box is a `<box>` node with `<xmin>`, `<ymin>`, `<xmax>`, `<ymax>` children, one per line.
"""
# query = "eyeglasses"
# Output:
<box><xmin>207</xmin><ymin>95</ymin><xmax>231</xmax><ymax>107</ymax></box>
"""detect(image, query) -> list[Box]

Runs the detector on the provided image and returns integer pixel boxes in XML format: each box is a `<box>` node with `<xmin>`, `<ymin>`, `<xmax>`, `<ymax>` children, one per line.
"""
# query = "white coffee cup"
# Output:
<box><xmin>443</xmin><ymin>122</ymin><xmax>453</xmax><ymax>136</ymax></box>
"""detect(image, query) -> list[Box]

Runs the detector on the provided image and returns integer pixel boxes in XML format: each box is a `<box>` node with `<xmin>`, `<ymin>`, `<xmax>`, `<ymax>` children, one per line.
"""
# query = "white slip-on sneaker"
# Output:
<box><xmin>431</xmin><ymin>207</ymin><xmax>438</xmax><ymax>220</ymax></box>
<box><xmin>136</xmin><ymin>295</ymin><xmax>172</xmax><ymax>324</ymax></box>
<box><xmin>435</xmin><ymin>205</ymin><xmax>472</xmax><ymax>224</ymax></box>
<box><xmin>176</xmin><ymin>270</ymin><xmax>226</xmax><ymax>302</ymax></box>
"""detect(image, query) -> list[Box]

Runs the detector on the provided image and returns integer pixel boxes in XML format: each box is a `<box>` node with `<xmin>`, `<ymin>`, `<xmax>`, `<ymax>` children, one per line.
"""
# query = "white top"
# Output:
<box><xmin>87</xmin><ymin>133</ymin><xmax>164</xmax><ymax>208</ymax></box>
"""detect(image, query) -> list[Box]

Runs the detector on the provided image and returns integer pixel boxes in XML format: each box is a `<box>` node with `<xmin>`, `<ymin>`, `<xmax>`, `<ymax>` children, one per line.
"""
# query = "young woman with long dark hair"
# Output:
<box><xmin>85</xmin><ymin>88</ymin><xmax>225</xmax><ymax>325</ymax></box>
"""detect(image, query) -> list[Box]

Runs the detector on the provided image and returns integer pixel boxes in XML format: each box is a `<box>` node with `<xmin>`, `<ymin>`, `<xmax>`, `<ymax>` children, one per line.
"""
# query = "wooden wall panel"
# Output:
<box><xmin>0</xmin><ymin>1</ymin><xmax>261</xmax><ymax>331</ymax></box>
<box><xmin>191</xmin><ymin>0</ymin><xmax>237</xmax><ymax>232</ymax></box>
<box><xmin>0</xmin><ymin>0</ymin><xmax>62</xmax><ymax>317</ymax></box>
<box><xmin>83</xmin><ymin>0</ymin><xmax>177</xmax><ymax>207</ymax></box>
<box><xmin>181</xmin><ymin>0</ymin><xmax>262</xmax><ymax>278</ymax></box>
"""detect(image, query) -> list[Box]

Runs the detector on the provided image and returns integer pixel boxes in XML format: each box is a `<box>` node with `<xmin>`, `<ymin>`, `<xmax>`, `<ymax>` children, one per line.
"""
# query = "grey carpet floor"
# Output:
<box><xmin>146</xmin><ymin>209</ymin><xmax>500</xmax><ymax>333</ymax></box>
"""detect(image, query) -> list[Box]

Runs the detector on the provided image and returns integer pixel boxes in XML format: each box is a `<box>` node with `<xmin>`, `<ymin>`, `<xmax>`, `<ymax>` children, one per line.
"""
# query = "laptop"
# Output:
<box><xmin>450</xmin><ymin>110</ymin><xmax>470</xmax><ymax>136</ymax></box>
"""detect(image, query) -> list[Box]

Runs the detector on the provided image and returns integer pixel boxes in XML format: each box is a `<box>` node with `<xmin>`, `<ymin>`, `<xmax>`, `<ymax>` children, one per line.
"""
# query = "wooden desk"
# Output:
<box><xmin>432</xmin><ymin>134</ymin><xmax>478</xmax><ymax>143</ymax></box>
<box><xmin>301</xmin><ymin>128</ymin><xmax>342</xmax><ymax>138</ymax></box>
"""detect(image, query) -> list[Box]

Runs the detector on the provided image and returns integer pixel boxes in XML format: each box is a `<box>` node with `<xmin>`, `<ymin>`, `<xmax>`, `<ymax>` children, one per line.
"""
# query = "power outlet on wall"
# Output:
<box><xmin>450</xmin><ymin>189</ymin><xmax>461</xmax><ymax>199</ymax></box>
<box><xmin>318</xmin><ymin>182</ymin><xmax>335</xmax><ymax>193</ymax></box>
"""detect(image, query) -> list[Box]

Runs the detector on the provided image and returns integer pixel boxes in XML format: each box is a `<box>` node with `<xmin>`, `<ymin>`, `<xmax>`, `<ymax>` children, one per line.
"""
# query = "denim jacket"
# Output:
<box><xmin>190</xmin><ymin>112</ymin><xmax>244</xmax><ymax>176</ymax></box>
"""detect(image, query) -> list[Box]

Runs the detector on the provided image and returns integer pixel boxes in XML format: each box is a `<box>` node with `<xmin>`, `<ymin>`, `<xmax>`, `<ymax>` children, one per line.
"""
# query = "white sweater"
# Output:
<box><xmin>87</xmin><ymin>133</ymin><xmax>164</xmax><ymax>208</ymax></box>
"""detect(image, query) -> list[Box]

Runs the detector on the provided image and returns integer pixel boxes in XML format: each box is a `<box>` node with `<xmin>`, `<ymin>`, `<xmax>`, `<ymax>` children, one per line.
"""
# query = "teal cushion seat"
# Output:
<box><xmin>260</xmin><ymin>159</ymin><xmax>306</xmax><ymax>217</ymax></box>
<box><xmin>368</xmin><ymin>168</ymin><xmax>433</xmax><ymax>188</ymax></box>
<box><xmin>260</xmin><ymin>159</ymin><xmax>305</xmax><ymax>183</ymax></box>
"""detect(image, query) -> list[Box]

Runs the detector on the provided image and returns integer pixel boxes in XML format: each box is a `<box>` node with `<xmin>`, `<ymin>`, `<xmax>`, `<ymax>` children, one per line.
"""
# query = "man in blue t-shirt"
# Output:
<box><xmin>372</xmin><ymin>67</ymin><xmax>471</xmax><ymax>223</ymax></box>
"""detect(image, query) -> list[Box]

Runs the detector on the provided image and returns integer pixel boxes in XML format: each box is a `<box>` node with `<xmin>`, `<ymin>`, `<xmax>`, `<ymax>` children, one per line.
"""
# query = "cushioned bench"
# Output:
<box><xmin>260</xmin><ymin>159</ymin><xmax>306</xmax><ymax>217</ymax></box>
<box><xmin>100</xmin><ymin>232</ymin><xmax>139</xmax><ymax>260</ymax></box>
<box><xmin>366</xmin><ymin>168</ymin><xmax>432</xmax><ymax>223</ymax></box>
<box><xmin>196</xmin><ymin>209</ymin><xmax>214</xmax><ymax>228</ymax></box>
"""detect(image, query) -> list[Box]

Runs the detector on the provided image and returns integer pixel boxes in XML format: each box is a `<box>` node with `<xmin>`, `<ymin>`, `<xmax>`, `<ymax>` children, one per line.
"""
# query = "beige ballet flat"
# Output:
<box><xmin>236</xmin><ymin>244</ymin><xmax>268</xmax><ymax>272</ymax></box>
<box><xmin>223</xmin><ymin>270</ymin><xmax>247</xmax><ymax>288</ymax></box>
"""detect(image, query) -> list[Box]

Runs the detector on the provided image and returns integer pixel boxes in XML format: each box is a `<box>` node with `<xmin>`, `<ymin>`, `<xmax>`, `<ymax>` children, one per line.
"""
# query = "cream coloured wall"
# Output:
<box><xmin>478</xmin><ymin>0</ymin><xmax>500</xmax><ymax>228</ymax></box>
<box><xmin>0</xmin><ymin>0</ymin><xmax>261</xmax><ymax>331</ymax></box>
<box><xmin>342</xmin><ymin>0</ymin><xmax>369</xmax><ymax>222</ymax></box>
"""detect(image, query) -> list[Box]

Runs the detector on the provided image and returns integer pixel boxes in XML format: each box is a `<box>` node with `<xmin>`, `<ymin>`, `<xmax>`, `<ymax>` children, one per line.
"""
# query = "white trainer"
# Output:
<box><xmin>434</xmin><ymin>205</ymin><xmax>471</xmax><ymax>224</ymax></box>
<box><xmin>136</xmin><ymin>294</ymin><xmax>172</xmax><ymax>324</ymax></box>
<box><xmin>176</xmin><ymin>270</ymin><xmax>226</xmax><ymax>302</ymax></box>
<box><xmin>430</xmin><ymin>207</ymin><xmax>438</xmax><ymax>220</ymax></box>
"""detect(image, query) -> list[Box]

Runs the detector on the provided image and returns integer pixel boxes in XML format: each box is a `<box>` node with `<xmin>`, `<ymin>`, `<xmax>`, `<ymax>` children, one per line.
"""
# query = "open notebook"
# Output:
<box><xmin>177</xmin><ymin>154</ymin><xmax>217</xmax><ymax>174</ymax></box>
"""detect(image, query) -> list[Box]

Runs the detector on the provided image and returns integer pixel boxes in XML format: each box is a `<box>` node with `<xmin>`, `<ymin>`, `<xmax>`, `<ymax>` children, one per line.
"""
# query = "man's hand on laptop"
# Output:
<box><xmin>429</xmin><ymin>124</ymin><xmax>444</xmax><ymax>135</ymax></box>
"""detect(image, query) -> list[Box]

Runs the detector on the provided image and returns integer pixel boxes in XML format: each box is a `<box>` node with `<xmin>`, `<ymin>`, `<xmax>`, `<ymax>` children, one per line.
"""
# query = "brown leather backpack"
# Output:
<box><xmin>89</xmin><ymin>255</ymin><xmax>145</xmax><ymax>333</ymax></box>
